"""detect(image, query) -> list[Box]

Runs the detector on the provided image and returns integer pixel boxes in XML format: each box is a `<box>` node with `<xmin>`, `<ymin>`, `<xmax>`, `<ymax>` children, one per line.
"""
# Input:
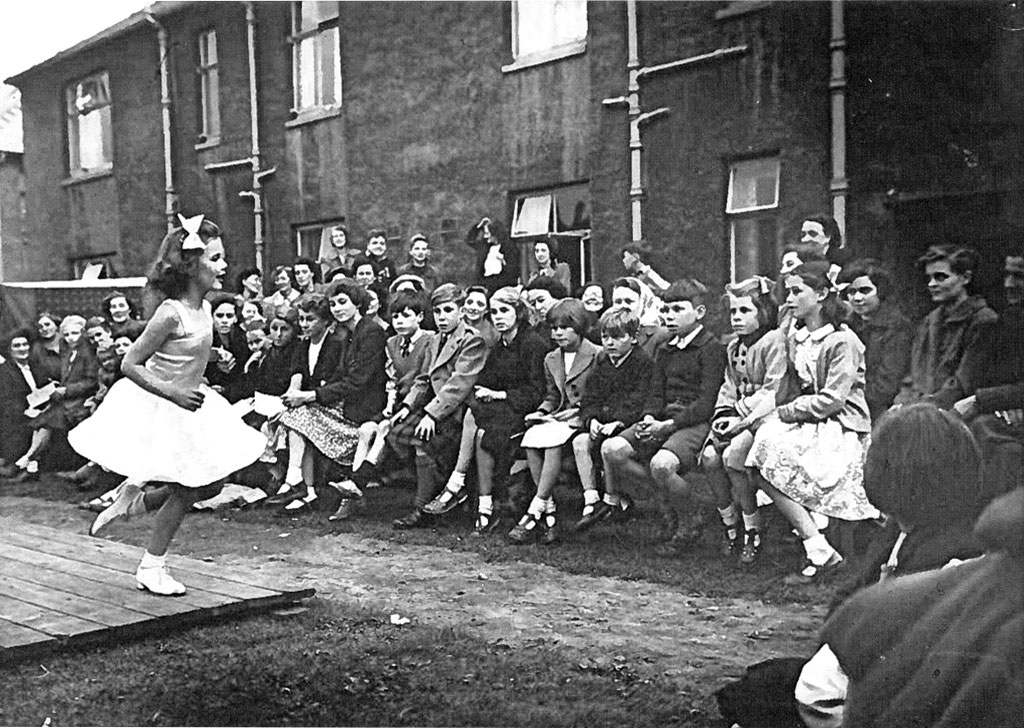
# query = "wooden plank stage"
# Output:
<box><xmin>0</xmin><ymin>519</ymin><xmax>315</xmax><ymax>664</ymax></box>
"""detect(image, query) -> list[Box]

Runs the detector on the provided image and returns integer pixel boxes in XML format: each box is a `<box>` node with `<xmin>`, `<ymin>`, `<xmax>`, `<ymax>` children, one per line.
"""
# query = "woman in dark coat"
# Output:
<box><xmin>204</xmin><ymin>293</ymin><xmax>251</xmax><ymax>403</ymax></box>
<box><xmin>0</xmin><ymin>328</ymin><xmax>49</xmax><ymax>470</ymax></box>
<box><xmin>467</xmin><ymin>217</ymin><xmax>520</xmax><ymax>294</ymax></box>
<box><xmin>30</xmin><ymin>311</ymin><xmax>63</xmax><ymax>384</ymax></box>
<box><xmin>838</xmin><ymin>259</ymin><xmax>914</xmax><ymax>420</ymax></box>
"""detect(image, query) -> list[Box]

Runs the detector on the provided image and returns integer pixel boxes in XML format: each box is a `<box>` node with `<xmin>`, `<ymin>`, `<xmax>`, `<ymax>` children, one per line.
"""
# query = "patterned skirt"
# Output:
<box><xmin>279</xmin><ymin>402</ymin><xmax>360</xmax><ymax>466</ymax></box>
<box><xmin>746</xmin><ymin>416</ymin><xmax>880</xmax><ymax>521</ymax></box>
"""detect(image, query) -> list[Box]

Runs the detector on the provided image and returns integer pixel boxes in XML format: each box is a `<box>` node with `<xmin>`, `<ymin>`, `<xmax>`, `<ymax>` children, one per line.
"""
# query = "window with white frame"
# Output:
<box><xmin>511</xmin><ymin>0</ymin><xmax>587</xmax><ymax>63</ymax></box>
<box><xmin>197</xmin><ymin>29</ymin><xmax>220</xmax><ymax>143</ymax></box>
<box><xmin>65</xmin><ymin>71</ymin><xmax>112</xmax><ymax>176</ymax></box>
<box><xmin>511</xmin><ymin>182</ymin><xmax>591</xmax><ymax>289</ymax></box>
<box><xmin>295</xmin><ymin>219</ymin><xmax>346</xmax><ymax>259</ymax></box>
<box><xmin>291</xmin><ymin>1</ymin><xmax>341</xmax><ymax>115</ymax></box>
<box><xmin>725</xmin><ymin>157</ymin><xmax>780</xmax><ymax>282</ymax></box>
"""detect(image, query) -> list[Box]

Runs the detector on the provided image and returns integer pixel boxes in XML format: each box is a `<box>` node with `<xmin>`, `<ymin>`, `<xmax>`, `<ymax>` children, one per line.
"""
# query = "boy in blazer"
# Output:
<box><xmin>602</xmin><ymin>278</ymin><xmax>726</xmax><ymax>550</ymax></box>
<box><xmin>389</xmin><ymin>284</ymin><xmax>488</xmax><ymax>528</ymax></box>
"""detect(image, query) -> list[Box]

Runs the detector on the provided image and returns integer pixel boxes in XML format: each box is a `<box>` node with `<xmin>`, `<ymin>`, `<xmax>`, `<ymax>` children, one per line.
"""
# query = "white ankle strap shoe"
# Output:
<box><xmin>136</xmin><ymin>565</ymin><xmax>186</xmax><ymax>596</ymax></box>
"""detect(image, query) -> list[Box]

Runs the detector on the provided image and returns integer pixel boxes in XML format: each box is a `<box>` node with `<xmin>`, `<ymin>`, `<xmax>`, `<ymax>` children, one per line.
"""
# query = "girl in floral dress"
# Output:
<box><xmin>746</xmin><ymin>262</ymin><xmax>879</xmax><ymax>581</ymax></box>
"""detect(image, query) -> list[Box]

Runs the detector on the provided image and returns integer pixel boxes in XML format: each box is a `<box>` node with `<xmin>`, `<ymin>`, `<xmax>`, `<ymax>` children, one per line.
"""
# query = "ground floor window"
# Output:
<box><xmin>725</xmin><ymin>156</ymin><xmax>780</xmax><ymax>282</ymax></box>
<box><xmin>511</xmin><ymin>182</ymin><xmax>591</xmax><ymax>291</ymax></box>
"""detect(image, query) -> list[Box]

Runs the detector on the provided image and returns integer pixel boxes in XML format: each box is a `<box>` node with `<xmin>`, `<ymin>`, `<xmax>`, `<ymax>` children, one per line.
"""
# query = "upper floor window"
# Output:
<box><xmin>725</xmin><ymin>156</ymin><xmax>780</xmax><ymax>281</ymax></box>
<box><xmin>506</xmin><ymin>0</ymin><xmax>587</xmax><ymax>71</ymax></box>
<box><xmin>197</xmin><ymin>29</ymin><xmax>220</xmax><ymax>144</ymax></box>
<box><xmin>291</xmin><ymin>1</ymin><xmax>341</xmax><ymax>117</ymax></box>
<box><xmin>65</xmin><ymin>71</ymin><xmax>112</xmax><ymax>176</ymax></box>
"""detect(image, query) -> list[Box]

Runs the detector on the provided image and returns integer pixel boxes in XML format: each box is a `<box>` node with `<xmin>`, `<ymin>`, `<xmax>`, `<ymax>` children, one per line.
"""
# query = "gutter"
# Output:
<box><xmin>145</xmin><ymin>9</ymin><xmax>177</xmax><ymax>232</ymax></box>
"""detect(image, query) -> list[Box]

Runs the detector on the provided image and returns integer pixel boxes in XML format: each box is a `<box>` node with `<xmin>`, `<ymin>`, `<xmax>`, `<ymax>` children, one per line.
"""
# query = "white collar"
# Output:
<box><xmin>794</xmin><ymin>323</ymin><xmax>836</xmax><ymax>343</ymax></box>
<box><xmin>669</xmin><ymin>325</ymin><xmax>704</xmax><ymax>350</ymax></box>
<box><xmin>405</xmin><ymin>328</ymin><xmax>424</xmax><ymax>344</ymax></box>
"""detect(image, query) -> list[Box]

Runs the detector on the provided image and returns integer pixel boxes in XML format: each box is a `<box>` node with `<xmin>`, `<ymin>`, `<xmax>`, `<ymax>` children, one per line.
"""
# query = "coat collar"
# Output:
<box><xmin>550</xmin><ymin>338</ymin><xmax>599</xmax><ymax>381</ymax></box>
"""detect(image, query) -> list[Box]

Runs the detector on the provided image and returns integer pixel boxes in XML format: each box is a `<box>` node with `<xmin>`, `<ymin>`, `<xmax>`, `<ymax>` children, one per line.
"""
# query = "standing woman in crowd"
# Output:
<box><xmin>468</xmin><ymin>217</ymin><xmax>519</xmax><ymax>293</ymax></box>
<box><xmin>70</xmin><ymin>215</ymin><xmax>265</xmax><ymax>595</ymax></box>
<box><xmin>103</xmin><ymin>292</ymin><xmax>146</xmax><ymax>342</ymax></box>
<box><xmin>293</xmin><ymin>257</ymin><xmax>323</xmax><ymax>296</ymax></box>
<box><xmin>30</xmin><ymin>311</ymin><xmax>64</xmax><ymax>384</ymax></box>
<box><xmin>746</xmin><ymin>261</ymin><xmax>879</xmax><ymax>581</ymax></box>
<box><xmin>609</xmin><ymin>276</ymin><xmax>669</xmax><ymax>357</ymax></box>
<box><xmin>528</xmin><ymin>240</ymin><xmax>572</xmax><ymax>294</ymax></box>
<box><xmin>838</xmin><ymin>259</ymin><xmax>914</xmax><ymax>420</ymax></box>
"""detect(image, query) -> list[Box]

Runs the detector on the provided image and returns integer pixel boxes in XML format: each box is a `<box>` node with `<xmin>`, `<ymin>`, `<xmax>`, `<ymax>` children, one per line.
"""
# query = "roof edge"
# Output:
<box><xmin>4</xmin><ymin>1</ymin><xmax>197</xmax><ymax>86</ymax></box>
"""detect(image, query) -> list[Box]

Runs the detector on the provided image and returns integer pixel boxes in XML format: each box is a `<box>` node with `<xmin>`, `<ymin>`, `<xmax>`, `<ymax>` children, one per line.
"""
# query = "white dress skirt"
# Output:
<box><xmin>68</xmin><ymin>298</ymin><xmax>265</xmax><ymax>488</ymax></box>
<box><xmin>69</xmin><ymin>378</ymin><xmax>266</xmax><ymax>488</ymax></box>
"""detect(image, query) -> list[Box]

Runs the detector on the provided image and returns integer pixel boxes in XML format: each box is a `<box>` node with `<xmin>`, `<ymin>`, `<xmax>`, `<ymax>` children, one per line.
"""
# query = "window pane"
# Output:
<box><xmin>516</xmin><ymin>0</ymin><xmax>586</xmax><ymax>58</ymax></box>
<box><xmin>297</xmin><ymin>36</ymin><xmax>317</xmax><ymax>109</ymax></box>
<box><xmin>77</xmin><ymin>109</ymin><xmax>106</xmax><ymax>170</ymax></box>
<box><xmin>727</xmin><ymin>157</ymin><xmax>780</xmax><ymax>213</ymax></box>
<box><xmin>512</xmin><ymin>195</ymin><xmax>553</xmax><ymax>236</ymax></box>
<box><xmin>317</xmin><ymin>26</ymin><xmax>340</xmax><ymax>106</ymax></box>
<box><xmin>730</xmin><ymin>216</ymin><xmax>778</xmax><ymax>282</ymax></box>
<box><xmin>202</xmin><ymin>68</ymin><xmax>220</xmax><ymax>138</ymax></box>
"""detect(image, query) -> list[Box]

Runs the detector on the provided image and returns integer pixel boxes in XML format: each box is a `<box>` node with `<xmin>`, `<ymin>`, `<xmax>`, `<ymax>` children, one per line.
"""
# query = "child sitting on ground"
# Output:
<box><xmin>701</xmin><ymin>277</ymin><xmax>788</xmax><ymax>565</ymax></box>
<box><xmin>602</xmin><ymin>278</ymin><xmax>727</xmax><ymax>553</ymax></box>
<box><xmin>572</xmin><ymin>307</ymin><xmax>654</xmax><ymax>533</ymax></box>
<box><xmin>509</xmin><ymin>298</ymin><xmax>601</xmax><ymax>545</ymax></box>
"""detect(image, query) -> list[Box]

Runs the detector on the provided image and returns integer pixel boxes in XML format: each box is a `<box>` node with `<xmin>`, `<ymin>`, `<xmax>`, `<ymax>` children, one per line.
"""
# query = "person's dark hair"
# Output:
<box><xmin>325</xmin><ymin>278</ymin><xmax>371</xmax><ymax>315</ymax></box>
<box><xmin>724</xmin><ymin>277</ymin><xmax>779</xmax><ymax>330</ymax></box>
<box><xmin>324</xmin><ymin>266</ymin><xmax>350</xmax><ymax>284</ymax></box>
<box><xmin>243</xmin><ymin>317</ymin><xmax>270</xmax><ymax>334</ymax></box>
<box><xmin>788</xmin><ymin>261</ymin><xmax>851</xmax><ymax>327</ymax></box>
<box><xmin>389</xmin><ymin>289</ymin><xmax>428</xmax><ymax>318</ymax></box>
<box><xmin>620</xmin><ymin>241</ymin><xmax>654</xmax><ymax>262</ymax></box>
<box><xmin>410</xmin><ymin>233</ymin><xmax>429</xmax><ymax>246</ymax></box>
<box><xmin>36</xmin><ymin>311</ymin><xmax>60</xmax><ymax>327</ymax></box>
<box><xmin>524</xmin><ymin>276</ymin><xmax>568</xmax><ymax>299</ymax></box>
<box><xmin>367</xmin><ymin>228</ymin><xmax>387</xmax><ymax>243</ymax></box>
<box><xmin>271</xmin><ymin>264</ymin><xmax>297</xmax><ymax>289</ymax></box>
<box><xmin>208</xmin><ymin>291</ymin><xmax>237</xmax><ymax>315</ymax></box>
<box><xmin>466</xmin><ymin>285</ymin><xmax>490</xmax><ymax>302</ymax></box>
<box><xmin>838</xmin><ymin>258</ymin><xmax>896</xmax><ymax>301</ymax></box>
<box><xmin>611</xmin><ymin>276</ymin><xmax>643</xmax><ymax>297</ymax></box>
<box><xmin>295</xmin><ymin>292</ymin><xmax>332</xmax><ymax>322</ymax></box>
<box><xmin>292</xmin><ymin>256</ymin><xmax>322</xmax><ymax>284</ymax></box>
<box><xmin>350</xmin><ymin>253</ymin><xmax>378</xmax><ymax>277</ymax></box>
<box><xmin>865</xmin><ymin>403</ymin><xmax>982</xmax><ymax>528</ymax></box>
<box><xmin>599</xmin><ymin>308</ymin><xmax>640</xmax><ymax>339</ymax></box>
<box><xmin>547</xmin><ymin>298</ymin><xmax>589</xmax><ymax>336</ymax></box>
<box><xmin>235</xmin><ymin>266</ymin><xmax>262</xmax><ymax>295</ymax></box>
<box><xmin>272</xmin><ymin>305</ymin><xmax>300</xmax><ymax>330</ymax></box>
<box><xmin>85</xmin><ymin>316</ymin><xmax>111</xmax><ymax>333</ymax></box>
<box><xmin>101</xmin><ymin>290</ymin><xmax>140</xmax><ymax>320</ymax></box>
<box><xmin>663</xmin><ymin>278</ymin><xmax>709</xmax><ymax>308</ymax></box>
<box><xmin>4</xmin><ymin>326</ymin><xmax>36</xmax><ymax>353</ymax></box>
<box><xmin>148</xmin><ymin>217</ymin><xmax>223</xmax><ymax>299</ymax></box>
<box><xmin>918</xmin><ymin>244</ymin><xmax>980</xmax><ymax>281</ymax></box>
<box><xmin>802</xmin><ymin>214</ymin><xmax>842</xmax><ymax>250</ymax></box>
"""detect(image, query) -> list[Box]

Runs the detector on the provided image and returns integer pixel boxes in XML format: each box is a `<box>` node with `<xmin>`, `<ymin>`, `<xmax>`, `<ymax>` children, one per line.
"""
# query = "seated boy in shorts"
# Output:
<box><xmin>601</xmin><ymin>278</ymin><xmax>726</xmax><ymax>550</ymax></box>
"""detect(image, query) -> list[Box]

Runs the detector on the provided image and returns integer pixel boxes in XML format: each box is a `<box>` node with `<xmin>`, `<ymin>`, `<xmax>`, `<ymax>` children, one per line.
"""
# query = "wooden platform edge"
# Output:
<box><xmin>0</xmin><ymin>586</ymin><xmax>316</xmax><ymax>666</ymax></box>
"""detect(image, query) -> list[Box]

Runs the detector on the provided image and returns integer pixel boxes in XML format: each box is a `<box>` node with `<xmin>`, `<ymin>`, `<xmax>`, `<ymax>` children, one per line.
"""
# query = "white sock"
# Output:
<box><xmin>478</xmin><ymin>494</ymin><xmax>493</xmax><ymax>515</ymax></box>
<box><xmin>603</xmin><ymin>492</ymin><xmax>621</xmax><ymax>507</ymax></box>
<box><xmin>446</xmin><ymin>471</ymin><xmax>466</xmax><ymax>488</ymax></box>
<box><xmin>742</xmin><ymin>512</ymin><xmax>762</xmax><ymax>532</ymax></box>
<box><xmin>717</xmin><ymin>504</ymin><xmax>739</xmax><ymax>527</ymax></box>
<box><xmin>284</xmin><ymin>465</ymin><xmax>303</xmax><ymax>487</ymax></box>
<box><xmin>139</xmin><ymin>551</ymin><xmax>166</xmax><ymax>570</ymax></box>
<box><xmin>25</xmin><ymin>460</ymin><xmax>39</xmax><ymax>474</ymax></box>
<box><xmin>583</xmin><ymin>489</ymin><xmax>600</xmax><ymax>506</ymax></box>
<box><xmin>802</xmin><ymin>534</ymin><xmax>833</xmax><ymax>565</ymax></box>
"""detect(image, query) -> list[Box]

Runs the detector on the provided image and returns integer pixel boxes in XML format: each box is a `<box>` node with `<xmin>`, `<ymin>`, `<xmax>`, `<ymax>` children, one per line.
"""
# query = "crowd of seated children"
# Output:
<box><xmin>9</xmin><ymin>215</ymin><xmax>1020</xmax><ymax>594</ymax></box>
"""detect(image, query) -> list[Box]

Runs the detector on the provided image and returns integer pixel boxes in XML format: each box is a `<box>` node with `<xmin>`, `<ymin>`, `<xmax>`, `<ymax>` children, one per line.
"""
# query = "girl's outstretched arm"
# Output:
<box><xmin>121</xmin><ymin>303</ymin><xmax>204</xmax><ymax>411</ymax></box>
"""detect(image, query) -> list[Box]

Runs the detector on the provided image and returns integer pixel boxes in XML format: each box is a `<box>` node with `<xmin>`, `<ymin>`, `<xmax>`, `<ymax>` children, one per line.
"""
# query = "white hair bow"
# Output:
<box><xmin>178</xmin><ymin>213</ymin><xmax>206</xmax><ymax>250</ymax></box>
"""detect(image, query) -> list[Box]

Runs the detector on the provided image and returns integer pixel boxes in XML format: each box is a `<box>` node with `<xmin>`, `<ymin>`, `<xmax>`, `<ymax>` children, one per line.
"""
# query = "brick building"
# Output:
<box><xmin>6</xmin><ymin>1</ymin><xmax>1022</xmax><ymax>306</ymax></box>
<box><xmin>0</xmin><ymin>85</ymin><xmax>28</xmax><ymax>281</ymax></box>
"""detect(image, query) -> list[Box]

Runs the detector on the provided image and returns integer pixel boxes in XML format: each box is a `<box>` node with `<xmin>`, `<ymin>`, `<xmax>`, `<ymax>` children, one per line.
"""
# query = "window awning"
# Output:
<box><xmin>511</xmin><ymin>194</ymin><xmax>553</xmax><ymax>237</ymax></box>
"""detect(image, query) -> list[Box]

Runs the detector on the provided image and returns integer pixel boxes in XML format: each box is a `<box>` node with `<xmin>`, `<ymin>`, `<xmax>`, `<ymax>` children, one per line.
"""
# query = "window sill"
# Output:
<box><xmin>715</xmin><ymin>1</ymin><xmax>773</xmax><ymax>21</ymax></box>
<box><xmin>502</xmin><ymin>39</ymin><xmax>586</xmax><ymax>74</ymax></box>
<box><xmin>194</xmin><ymin>136</ymin><xmax>221</xmax><ymax>151</ymax></box>
<box><xmin>285</xmin><ymin>106</ymin><xmax>342</xmax><ymax>129</ymax></box>
<box><xmin>61</xmin><ymin>167</ymin><xmax>114</xmax><ymax>187</ymax></box>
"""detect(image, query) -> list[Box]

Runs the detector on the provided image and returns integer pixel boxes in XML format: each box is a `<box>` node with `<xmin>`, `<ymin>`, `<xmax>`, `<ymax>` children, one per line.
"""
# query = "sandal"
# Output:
<box><xmin>470</xmin><ymin>511</ymin><xmax>502</xmax><ymax>537</ymax></box>
<box><xmin>422</xmin><ymin>479</ymin><xmax>468</xmax><ymax>515</ymax></box>
<box><xmin>508</xmin><ymin>513</ymin><xmax>543</xmax><ymax>544</ymax></box>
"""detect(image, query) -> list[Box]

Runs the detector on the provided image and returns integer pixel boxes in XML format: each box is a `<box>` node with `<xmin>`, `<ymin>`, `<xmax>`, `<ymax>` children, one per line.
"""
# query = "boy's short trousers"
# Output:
<box><xmin>620</xmin><ymin>421</ymin><xmax>711</xmax><ymax>472</ymax></box>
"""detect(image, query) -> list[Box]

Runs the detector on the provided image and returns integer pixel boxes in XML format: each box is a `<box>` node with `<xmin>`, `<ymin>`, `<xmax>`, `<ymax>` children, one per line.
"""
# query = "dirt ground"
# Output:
<box><xmin>3</xmin><ymin>494</ymin><xmax>826</xmax><ymax>709</ymax></box>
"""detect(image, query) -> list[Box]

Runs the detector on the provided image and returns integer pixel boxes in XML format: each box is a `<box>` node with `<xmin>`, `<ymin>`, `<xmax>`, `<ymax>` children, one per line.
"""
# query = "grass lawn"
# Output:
<box><xmin>1</xmin><ymin>600</ymin><xmax>716</xmax><ymax>727</ymax></box>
